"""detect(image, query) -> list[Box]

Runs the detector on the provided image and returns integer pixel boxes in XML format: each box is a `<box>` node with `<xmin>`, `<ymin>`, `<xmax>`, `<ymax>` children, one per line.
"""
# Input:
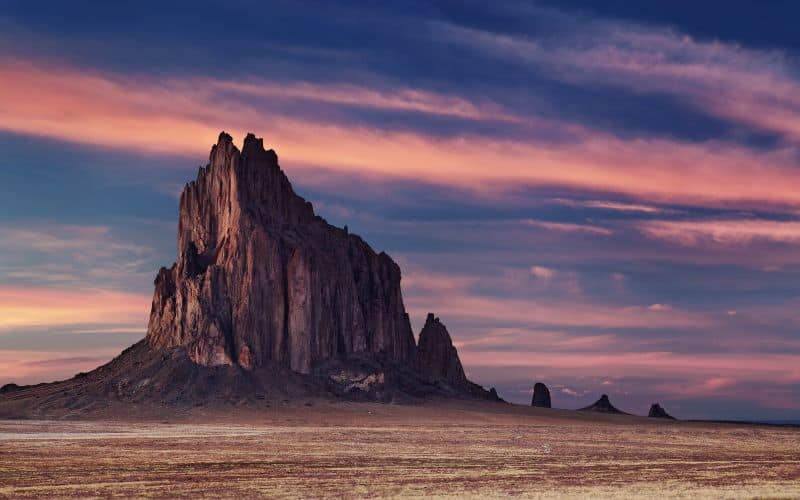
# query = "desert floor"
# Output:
<box><xmin>1</xmin><ymin>400</ymin><xmax>798</xmax><ymax>499</ymax></box>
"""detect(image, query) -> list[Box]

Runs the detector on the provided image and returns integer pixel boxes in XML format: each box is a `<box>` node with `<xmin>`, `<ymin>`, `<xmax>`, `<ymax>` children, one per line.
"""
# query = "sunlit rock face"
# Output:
<box><xmin>147</xmin><ymin>132</ymin><xmax>416</xmax><ymax>374</ymax></box>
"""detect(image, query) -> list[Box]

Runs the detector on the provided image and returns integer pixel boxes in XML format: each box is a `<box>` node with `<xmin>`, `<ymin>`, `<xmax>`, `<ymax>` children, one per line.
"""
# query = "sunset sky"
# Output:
<box><xmin>2</xmin><ymin>0</ymin><xmax>800</xmax><ymax>420</ymax></box>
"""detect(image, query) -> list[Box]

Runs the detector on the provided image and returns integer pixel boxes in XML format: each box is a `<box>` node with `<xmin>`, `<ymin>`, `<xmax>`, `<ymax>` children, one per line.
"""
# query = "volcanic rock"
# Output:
<box><xmin>579</xmin><ymin>394</ymin><xmax>628</xmax><ymax>414</ymax></box>
<box><xmin>416</xmin><ymin>314</ymin><xmax>468</xmax><ymax>387</ymax></box>
<box><xmin>648</xmin><ymin>403</ymin><xmax>676</xmax><ymax>419</ymax></box>
<box><xmin>531</xmin><ymin>382</ymin><xmax>551</xmax><ymax>408</ymax></box>
<box><xmin>0</xmin><ymin>132</ymin><xmax>500</xmax><ymax>417</ymax></box>
<box><xmin>147</xmin><ymin>132</ymin><xmax>416</xmax><ymax>374</ymax></box>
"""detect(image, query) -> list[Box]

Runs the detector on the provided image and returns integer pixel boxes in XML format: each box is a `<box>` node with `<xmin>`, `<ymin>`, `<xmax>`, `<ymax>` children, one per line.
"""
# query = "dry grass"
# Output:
<box><xmin>0</xmin><ymin>401</ymin><xmax>798</xmax><ymax>498</ymax></box>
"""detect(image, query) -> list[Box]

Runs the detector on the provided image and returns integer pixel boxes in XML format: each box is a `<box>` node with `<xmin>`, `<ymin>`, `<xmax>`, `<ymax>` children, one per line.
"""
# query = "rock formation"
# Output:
<box><xmin>579</xmin><ymin>394</ymin><xmax>628</xmax><ymax>414</ymax></box>
<box><xmin>648</xmin><ymin>403</ymin><xmax>675</xmax><ymax>419</ymax></box>
<box><xmin>531</xmin><ymin>382</ymin><xmax>551</xmax><ymax>408</ymax></box>
<box><xmin>147</xmin><ymin>132</ymin><xmax>415</xmax><ymax>374</ymax></box>
<box><xmin>416</xmin><ymin>314</ymin><xmax>468</xmax><ymax>387</ymax></box>
<box><xmin>0</xmin><ymin>132</ymin><xmax>501</xmax><ymax>417</ymax></box>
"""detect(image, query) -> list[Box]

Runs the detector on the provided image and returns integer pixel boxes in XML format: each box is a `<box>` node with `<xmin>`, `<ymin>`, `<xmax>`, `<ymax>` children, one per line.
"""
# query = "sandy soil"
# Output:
<box><xmin>1</xmin><ymin>400</ymin><xmax>798</xmax><ymax>498</ymax></box>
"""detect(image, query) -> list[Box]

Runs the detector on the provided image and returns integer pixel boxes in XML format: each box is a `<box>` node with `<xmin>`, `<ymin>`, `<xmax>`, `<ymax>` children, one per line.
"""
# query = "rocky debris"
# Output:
<box><xmin>531</xmin><ymin>382</ymin><xmax>551</xmax><ymax>408</ymax></box>
<box><xmin>147</xmin><ymin>132</ymin><xmax>416</xmax><ymax>374</ymax></box>
<box><xmin>579</xmin><ymin>394</ymin><xmax>628</xmax><ymax>414</ymax></box>
<box><xmin>416</xmin><ymin>314</ymin><xmax>468</xmax><ymax>387</ymax></box>
<box><xmin>648</xmin><ymin>403</ymin><xmax>676</xmax><ymax>419</ymax></box>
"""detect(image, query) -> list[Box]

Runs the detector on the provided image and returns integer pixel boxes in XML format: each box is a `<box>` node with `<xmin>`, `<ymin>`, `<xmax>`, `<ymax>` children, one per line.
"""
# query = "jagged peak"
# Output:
<box><xmin>218</xmin><ymin>130</ymin><xmax>233</xmax><ymax>144</ymax></box>
<box><xmin>242</xmin><ymin>132</ymin><xmax>278</xmax><ymax>163</ymax></box>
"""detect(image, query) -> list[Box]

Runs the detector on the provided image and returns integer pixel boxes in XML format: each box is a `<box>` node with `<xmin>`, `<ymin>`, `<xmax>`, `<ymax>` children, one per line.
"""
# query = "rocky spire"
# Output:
<box><xmin>579</xmin><ymin>394</ymin><xmax>628</xmax><ymax>414</ymax></box>
<box><xmin>415</xmin><ymin>313</ymin><xmax>468</xmax><ymax>386</ymax></box>
<box><xmin>648</xmin><ymin>403</ymin><xmax>676</xmax><ymax>419</ymax></box>
<box><xmin>147</xmin><ymin>132</ymin><xmax>416</xmax><ymax>374</ymax></box>
<box><xmin>531</xmin><ymin>382</ymin><xmax>551</xmax><ymax>408</ymax></box>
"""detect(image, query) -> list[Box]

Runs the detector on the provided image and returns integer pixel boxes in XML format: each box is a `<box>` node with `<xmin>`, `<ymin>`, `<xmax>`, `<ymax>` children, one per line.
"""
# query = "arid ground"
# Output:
<box><xmin>1</xmin><ymin>401</ymin><xmax>798</xmax><ymax>499</ymax></box>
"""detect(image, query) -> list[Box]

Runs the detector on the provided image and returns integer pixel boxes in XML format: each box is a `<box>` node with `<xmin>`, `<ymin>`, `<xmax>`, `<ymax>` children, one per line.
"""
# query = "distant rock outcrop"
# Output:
<box><xmin>579</xmin><ymin>394</ymin><xmax>628</xmax><ymax>414</ymax></box>
<box><xmin>531</xmin><ymin>382</ymin><xmax>551</xmax><ymax>408</ymax></box>
<box><xmin>416</xmin><ymin>314</ymin><xmax>468</xmax><ymax>387</ymax></box>
<box><xmin>648</xmin><ymin>403</ymin><xmax>675</xmax><ymax>419</ymax></box>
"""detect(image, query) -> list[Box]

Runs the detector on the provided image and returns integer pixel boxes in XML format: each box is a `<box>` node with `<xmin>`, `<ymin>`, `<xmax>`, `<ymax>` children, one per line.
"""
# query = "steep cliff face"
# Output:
<box><xmin>147</xmin><ymin>132</ymin><xmax>416</xmax><ymax>374</ymax></box>
<box><xmin>415</xmin><ymin>313</ymin><xmax>468</xmax><ymax>386</ymax></box>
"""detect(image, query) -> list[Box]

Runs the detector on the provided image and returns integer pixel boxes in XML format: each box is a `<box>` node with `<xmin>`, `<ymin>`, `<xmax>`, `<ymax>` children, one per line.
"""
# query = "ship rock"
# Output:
<box><xmin>148</xmin><ymin>132</ymin><xmax>416</xmax><ymax>374</ymax></box>
<box><xmin>0</xmin><ymin>132</ymin><xmax>498</xmax><ymax>417</ymax></box>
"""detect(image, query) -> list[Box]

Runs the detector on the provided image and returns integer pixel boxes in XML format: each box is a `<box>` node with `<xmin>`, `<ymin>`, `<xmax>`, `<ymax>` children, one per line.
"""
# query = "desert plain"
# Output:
<box><xmin>1</xmin><ymin>400</ymin><xmax>798</xmax><ymax>499</ymax></box>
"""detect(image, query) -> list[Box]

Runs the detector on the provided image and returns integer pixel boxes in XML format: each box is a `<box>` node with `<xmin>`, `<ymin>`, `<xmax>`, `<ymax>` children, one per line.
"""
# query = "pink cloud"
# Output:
<box><xmin>213</xmin><ymin>79</ymin><xmax>520</xmax><ymax>123</ymax></box>
<box><xmin>0</xmin><ymin>349</ymin><xmax>124</xmax><ymax>385</ymax></box>
<box><xmin>551</xmin><ymin>198</ymin><xmax>671</xmax><ymax>214</ymax></box>
<box><xmin>3</xmin><ymin>57</ymin><xmax>800</xmax><ymax>210</ymax></box>
<box><xmin>639</xmin><ymin>219</ymin><xmax>800</xmax><ymax>246</ymax></box>
<box><xmin>522</xmin><ymin>219</ymin><xmax>613</xmax><ymax>236</ymax></box>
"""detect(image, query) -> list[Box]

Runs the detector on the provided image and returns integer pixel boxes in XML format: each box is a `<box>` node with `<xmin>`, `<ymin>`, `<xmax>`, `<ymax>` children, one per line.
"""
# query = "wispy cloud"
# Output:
<box><xmin>0</xmin><ymin>223</ymin><xmax>159</xmax><ymax>289</ymax></box>
<box><xmin>551</xmin><ymin>198</ymin><xmax>672</xmax><ymax>214</ymax></box>
<box><xmin>522</xmin><ymin>219</ymin><xmax>612</xmax><ymax>235</ymax></box>
<box><xmin>639</xmin><ymin>219</ymin><xmax>800</xmax><ymax>246</ymax></box>
<box><xmin>436</xmin><ymin>13</ymin><xmax>800</xmax><ymax>144</ymax></box>
<box><xmin>402</xmin><ymin>266</ymin><xmax>714</xmax><ymax>331</ymax></box>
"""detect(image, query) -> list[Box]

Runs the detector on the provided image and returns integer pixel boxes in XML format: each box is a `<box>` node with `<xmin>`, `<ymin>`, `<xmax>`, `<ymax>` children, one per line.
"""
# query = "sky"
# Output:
<box><xmin>1</xmin><ymin>0</ymin><xmax>800</xmax><ymax>420</ymax></box>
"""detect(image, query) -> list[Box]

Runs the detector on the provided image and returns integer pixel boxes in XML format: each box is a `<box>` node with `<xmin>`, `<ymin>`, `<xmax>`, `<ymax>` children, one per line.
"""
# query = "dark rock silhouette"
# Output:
<box><xmin>0</xmin><ymin>383</ymin><xmax>21</xmax><ymax>394</ymax></box>
<box><xmin>531</xmin><ymin>382</ymin><xmax>551</xmax><ymax>408</ymax></box>
<box><xmin>416</xmin><ymin>314</ymin><xmax>467</xmax><ymax>386</ymax></box>
<box><xmin>579</xmin><ymin>394</ymin><xmax>628</xmax><ymax>414</ymax></box>
<box><xmin>648</xmin><ymin>403</ymin><xmax>676</xmax><ymax>419</ymax></box>
<box><xmin>0</xmin><ymin>132</ymin><xmax>500</xmax><ymax>417</ymax></box>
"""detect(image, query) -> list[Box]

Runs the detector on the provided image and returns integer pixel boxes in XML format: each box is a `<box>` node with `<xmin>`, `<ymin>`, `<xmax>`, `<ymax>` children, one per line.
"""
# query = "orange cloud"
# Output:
<box><xmin>0</xmin><ymin>286</ymin><xmax>150</xmax><ymax>331</ymax></box>
<box><xmin>3</xmin><ymin>57</ymin><xmax>800</xmax><ymax>209</ymax></box>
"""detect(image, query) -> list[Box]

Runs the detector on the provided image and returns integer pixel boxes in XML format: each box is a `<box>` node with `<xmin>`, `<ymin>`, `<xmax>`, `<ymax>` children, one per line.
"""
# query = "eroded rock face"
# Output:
<box><xmin>648</xmin><ymin>403</ymin><xmax>675</xmax><ymax>419</ymax></box>
<box><xmin>531</xmin><ymin>382</ymin><xmax>551</xmax><ymax>408</ymax></box>
<box><xmin>147</xmin><ymin>132</ymin><xmax>416</xmax><ymax>374</ymax></box>
<box><xmin>415</xmin><ymin>313</ymin><xmax>468</xmax><ymax>386</ymax></box>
